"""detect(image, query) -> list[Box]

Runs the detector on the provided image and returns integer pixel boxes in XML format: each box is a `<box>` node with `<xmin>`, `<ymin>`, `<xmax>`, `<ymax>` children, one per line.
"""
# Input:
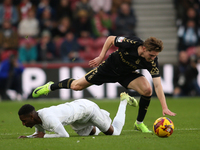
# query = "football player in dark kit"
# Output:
<box><xmin>32</xmin><ymin>36</ymin><xmax>176</xmax><ymax>133</ymax></box>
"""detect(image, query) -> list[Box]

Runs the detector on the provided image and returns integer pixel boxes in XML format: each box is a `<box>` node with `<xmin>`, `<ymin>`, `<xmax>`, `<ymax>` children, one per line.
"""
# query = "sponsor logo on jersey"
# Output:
<box><xmin>117</xmin><ymin>37</ymin><xmax>125</xmax><ymax>43</ymax></box>
<box><xmin>151</xmin><ymin>61</ymin><xmax>156</xmax><ymax>67</ymax></box>
<box><xmin>135</xmin><ymin>59</ymin><xmax>140</xmax><ymax>64</ymax></box>
<box><xmin>150</xmin><ymin>67</ymin><xmax>159</xmax><ymax>75</ymax></box>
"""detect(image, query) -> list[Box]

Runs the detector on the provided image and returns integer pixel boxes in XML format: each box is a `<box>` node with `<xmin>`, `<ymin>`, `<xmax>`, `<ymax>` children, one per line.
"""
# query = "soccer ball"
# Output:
<box><xmin>153</xmin><ymin>117</ymin><xmax>174</xmax><ymax>137</ymax></box>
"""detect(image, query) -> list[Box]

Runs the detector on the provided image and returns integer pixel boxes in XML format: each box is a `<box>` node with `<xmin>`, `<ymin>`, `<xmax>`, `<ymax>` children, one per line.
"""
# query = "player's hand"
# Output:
<box><xmin>162</xmin><ymin>108</ymin><xmax>176</xmax><ymax>116</ymax></box>
<box><xmin>33</xmin><ymin>132</ymin><xmax>45</xmax><ymax>138</ymax></box>
<box><xmin>18</xmin><ymin>135</ymin><xmax>27</xmax><ymax>138</ymax></box>
<box><xmin>89</xmin><ymin>56</ymin><xmax>104</xmax><ymax>67</ymax></box>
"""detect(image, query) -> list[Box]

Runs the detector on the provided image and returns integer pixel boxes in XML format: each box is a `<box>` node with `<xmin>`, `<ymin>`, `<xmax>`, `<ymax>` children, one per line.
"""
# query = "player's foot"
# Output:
<box><xmin>120</xmin><ymin>92</ymin><xmax>138</xmax><ymax>107</ymax></box>
<box><xmin>32</xmin><ymin>81</ymin><xmax>54</xmax><ymax>98</ymax></box>
<box><xmin>134</xmin><ymin>121</ymin><xmax>152</xmax><ymax>133</ymax></box>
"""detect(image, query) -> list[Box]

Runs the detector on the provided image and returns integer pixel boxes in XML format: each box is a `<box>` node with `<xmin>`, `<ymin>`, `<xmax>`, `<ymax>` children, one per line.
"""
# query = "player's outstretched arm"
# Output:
<box><xmin>162</xmin><ymin>108</ymin><xmax>176</xmax><ymax>116</ymax></box>
<box><xmin>153</xmin><ymin>77</ymin><xmax>176</xmax><ymax>116</ymax></box>
<box><xmin>89</xmin><ymin>36</ymin><xmax>116</xmax><ymax>67</ymax></box>
<box><xmin>18</xmin><ymin>135</ymin><xmax>27</xmax><ymax>138</ymax></box>
<box><xmin>18</xmin><ymin>132</ymin><xmax>43</xmax><ymax>138</ymax></box>
<box><xmin>43</xmin><ymin>124</ymin><xmax>70</xmax><ymax>138</ymax></box>
<box><xmin>89</xmin><ymin>56</ymin><xmax>104</xmax><ymax>67</ymax></box>
<box><xmin>18</xmin><ymin>125</ymin><xmax>70</xmax><ymax>138</ymax></box>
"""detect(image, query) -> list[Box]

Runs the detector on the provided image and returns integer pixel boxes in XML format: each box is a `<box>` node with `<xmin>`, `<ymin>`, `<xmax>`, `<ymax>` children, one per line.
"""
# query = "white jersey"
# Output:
<box><xmin>32</xmin><ymin>99</ymin><xmax>111</xmax><ymax>138</ymax></box>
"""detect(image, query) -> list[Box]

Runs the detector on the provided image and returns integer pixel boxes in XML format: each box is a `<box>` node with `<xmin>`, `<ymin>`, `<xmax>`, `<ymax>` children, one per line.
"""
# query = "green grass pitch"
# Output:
<box><xmin>0</xmin><ymin>97</ymin><xmax>200</xmax><ymax>150</ymax></box>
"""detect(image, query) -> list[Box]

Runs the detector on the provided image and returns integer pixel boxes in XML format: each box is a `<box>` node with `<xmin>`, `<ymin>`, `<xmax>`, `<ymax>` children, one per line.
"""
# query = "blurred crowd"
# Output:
<box><xmin>2</xmin><ymin>0</ymin><xmax>200</xmax><ymax>100</ymax></box>
<box><xmin>0</xmin><ymin>0</ymin><xmax>137</xmax><ymax>100</ymax></box>
<box><xmin>173</xmin><ymin>0</ymin><xmax>200</xmax><ymax>97</ymax></box>
<box><xmin>0</xmin><ymin>0</ymin><xmax>137</xmax><ymax>64</ymax></box>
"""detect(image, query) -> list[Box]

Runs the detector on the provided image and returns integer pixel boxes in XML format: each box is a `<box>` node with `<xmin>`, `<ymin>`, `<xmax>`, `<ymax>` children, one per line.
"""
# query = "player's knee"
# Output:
<box><xmin>70</xmin><ymin>81</ymin><xmax>84</xmax><ymax>91</ymax></box>
<box><xmin>143</xmin><ymin>86</ymin><xmax>152</xmax><ymax>96</ymax></box>
<box><xmin>70</xmin><ymin>79</ymin><xmax>91</xmax><ymax>91</ymax></box>
<box><xmin>103</xmin><ymin>126</ymin><xmax>114</xmax><ymax>135</ymax></box>
<box><xmin>89</xmin><ymin>127</ymin><xmax>96</xmax><ymax>135</ymax></box>
<box><xmin>71</xmin><ymin>86</ymin><xmax>83</xmax><ymax>91</ymax></box>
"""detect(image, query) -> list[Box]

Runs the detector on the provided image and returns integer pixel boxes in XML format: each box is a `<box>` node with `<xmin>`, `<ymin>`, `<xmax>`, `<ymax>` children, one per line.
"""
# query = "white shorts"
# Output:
<box><xmin>71</xmin><ymin>100</ymin><xmax>112</xmax><ymax>136</ymax></box>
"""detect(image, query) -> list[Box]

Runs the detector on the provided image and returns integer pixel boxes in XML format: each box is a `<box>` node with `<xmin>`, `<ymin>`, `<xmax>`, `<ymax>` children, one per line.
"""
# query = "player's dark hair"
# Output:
<box><xmin>18</xmin><ymin>104</ymin><xmax>35</xmax><ymax>116</ymax></box>
<box><xmin>144</xmin><ymin>37</ymin><xmax>163</xmax><ymax>52</ymax></box>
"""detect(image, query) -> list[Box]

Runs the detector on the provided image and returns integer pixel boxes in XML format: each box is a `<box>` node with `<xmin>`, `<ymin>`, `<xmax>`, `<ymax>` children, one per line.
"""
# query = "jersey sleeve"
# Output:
<box><xmin>43</xmin><ymin>116</ymin><xmax>70</xmax><ymax>138</ymax></box>
<box><xmin>44</xmin><ymin>124</ymin><xmax>70</xmax><ymax>138</ymax></box>
<box><xmin>114</xmin><ymin>36</ymin><xmax>143</xmax><ymax>49</ymax></box>
<box><xmin>147</xmin><ymin>58</ymin><xmax>160</xmax><ymax>78</ymax></box>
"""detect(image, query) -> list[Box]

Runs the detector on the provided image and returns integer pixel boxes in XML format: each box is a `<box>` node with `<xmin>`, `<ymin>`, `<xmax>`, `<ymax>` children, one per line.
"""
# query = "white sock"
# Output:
<box><xmin>94</xmin><ymin>127</ymin><xmax>101</xmax><ymax>135</ymax></box>
<box><xmin>112</xmin><ymin>100</ymin><xmax>127</xmax><ymax>135</ymax></box>
<box><xmin>136</xmin><ymin>120</ymin><xmax>143</xmax><ymax>124</ymax></box>
<box><xmin>48</xmin><ymin>85</ymin><xmax>52</xmax><ymax>91</ymax></box>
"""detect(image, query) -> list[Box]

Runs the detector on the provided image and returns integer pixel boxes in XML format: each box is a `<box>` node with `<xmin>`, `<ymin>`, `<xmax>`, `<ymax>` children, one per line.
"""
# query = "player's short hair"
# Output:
<box><xmin>143</xmin><ymin>37</ymin><xmax>163</xmax><ymax>52</ymax></box>
<box><xmin>18</xmin><ymin>104</ymin><xmax>35</xmax><ymax>116</ymax></box>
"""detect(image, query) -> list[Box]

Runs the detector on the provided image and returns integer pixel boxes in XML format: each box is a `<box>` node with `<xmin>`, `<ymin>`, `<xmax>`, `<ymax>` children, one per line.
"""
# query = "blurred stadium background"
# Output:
<box><xmin>0</xmin><ymin>0</ymin><xmax>200</xmax><ymax>101</ymax></box>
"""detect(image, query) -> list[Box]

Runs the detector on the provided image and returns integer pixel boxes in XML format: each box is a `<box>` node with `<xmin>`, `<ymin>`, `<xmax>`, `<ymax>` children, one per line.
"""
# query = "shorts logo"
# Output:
<box><xmin>87</xmin><ymin>68</ymin><xmax>97</xmax><ymax>80</ymax></box>
<box><xmin>117</xmin><ymin>37</ymin><xmax>125</xmax><ymax>43</ymax></box>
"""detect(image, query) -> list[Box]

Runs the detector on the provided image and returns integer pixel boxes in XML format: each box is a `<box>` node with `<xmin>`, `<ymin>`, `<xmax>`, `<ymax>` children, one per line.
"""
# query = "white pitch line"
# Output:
<box><xmin>0</xmin><ymin>128</ymin><xmax>199</xmax><ymax>136</ymax></box>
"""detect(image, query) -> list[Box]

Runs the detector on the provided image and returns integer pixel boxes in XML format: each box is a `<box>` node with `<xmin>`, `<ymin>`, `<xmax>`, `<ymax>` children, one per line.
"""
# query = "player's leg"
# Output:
<box><xmin>103</xmin><ymin>100</ymin><xmax>128</xmax><ymax>135</ymax></box>
<box><xmin>72</xmin><ymin>125</ymin><xmax>101</xmax><ymax>136</ymax></box>
<box><xmin>109</xmin><ymin>93</ymin><xmax>129</xmax><ymax>135</ymax></box>
<box><xmin>50</xmin><ymin>76</ymin><xmax>92</xmax><ymax>91</ymax></box>
<box><xmin>71</xmin><ymin>110</ymin><xmax>108</xmax><ymax>136</ymax></box>
<box><xmin>127</xmin><ymin>76</ymin><xmax>152</xmax><ymax>96</ymax></box>
<box><xmin>89</xmin><ymin>126</ymin><xmax>101</xmax><ymax>135</ymax></box>
<box><xmin>50</xmin><ymin>62</ymin><xmax>115</xmax><ymax>91</ymax></box>
<box><xmin>90</xmin><ymin>108</ymin><xmax>112</xmax><ymax>135</ymax></box>
<box><xmin>70</xmin><ymin>77</ymin><xmax>93</xmax><ymax>90</ymax></box>
<box><xmin>32</xmin><ymin>77</ymin><xmax>92</xmax><ymax>98</ymax></box>
<box><xmin>127</xmin><ymin>76</ymin><xmax>152</xmax><ymax>133</ymax></box>
<box><xmin>32</xmin><ymin>66</ymin><xmax>106</xmax><ymax>98</ymax></box>
<box><xmin>92</xmin><ymin>92</ymin><xmax>137</xmax><ymax>136</ymax></box>
<box><xmin>72</xmin><ymin>125</ymin><xmax>95</xmax><ymax>136</ymax></box>
<box><xmin>70</xmin><ymin>99</ymin><xmax>105</xmax><ymax>136</ymax></box>
<box><xmin>32</xmin><ymin>61</ymin><xmax>117</xmax><ymax>98</ymax></box>
<box><xmin>72</xmin><ymin>94</ymin><xmax>136</xmax><ymax>136</ymax></box>
<box><xmin>110</xmin><ymin>92</ymin><xmax>137</xmax><ymax>135</ymax></box>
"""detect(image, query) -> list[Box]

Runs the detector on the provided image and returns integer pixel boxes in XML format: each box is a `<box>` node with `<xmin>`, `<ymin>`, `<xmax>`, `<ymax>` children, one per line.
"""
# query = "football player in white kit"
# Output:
<box><xmin>18</xmin><ymin>92</ymin><xmax>138</xmax><ymax>138</ymax></box>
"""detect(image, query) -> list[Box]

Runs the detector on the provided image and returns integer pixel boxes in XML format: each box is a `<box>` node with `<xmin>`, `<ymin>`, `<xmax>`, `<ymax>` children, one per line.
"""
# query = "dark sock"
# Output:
<box><xmin>50</xmin><ymin>78</ymin><xmax>75</xmax><ymax>91</ymax></box>
<box><xmin>136</xmin><ymin>95</ymin><xmax>151</xmax><ymax>122</ymax></box>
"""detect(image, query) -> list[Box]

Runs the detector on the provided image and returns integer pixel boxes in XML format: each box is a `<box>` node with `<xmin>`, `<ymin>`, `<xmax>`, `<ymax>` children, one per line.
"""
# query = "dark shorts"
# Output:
<box><xmin>85</xmin><ymin>64</ymin><xmax>143</xmax><ymax>89</ymax></box>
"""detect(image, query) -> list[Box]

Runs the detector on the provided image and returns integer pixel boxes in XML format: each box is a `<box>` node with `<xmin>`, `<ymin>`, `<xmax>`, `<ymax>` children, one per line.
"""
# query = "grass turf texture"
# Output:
<box><xmin>0</xmin><ymin>97</ymin><xmax>200</xmax><ymax>150</ymax></box>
